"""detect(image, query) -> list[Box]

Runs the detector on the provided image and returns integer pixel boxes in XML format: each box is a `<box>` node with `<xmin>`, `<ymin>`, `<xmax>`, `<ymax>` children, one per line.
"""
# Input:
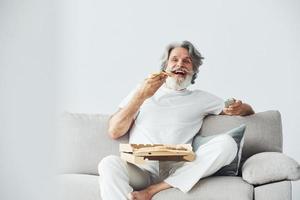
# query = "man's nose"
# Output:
<box><xmin>177</xmin><ymin>60</ymin><xmax>183</xmax><ymax>66</ymax></box>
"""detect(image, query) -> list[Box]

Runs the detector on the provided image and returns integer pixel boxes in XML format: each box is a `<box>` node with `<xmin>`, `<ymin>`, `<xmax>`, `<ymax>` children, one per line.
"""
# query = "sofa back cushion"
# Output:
<box><xmin>198</xmin><ymin>110</ymin><xmax>283</xmax><ymax>173</ymax></box>
<box><xmin>57</xmin><ymin>110</ymin><xmax>282</xmax><ymax>175</ymax></box>
<box><xmin>193</xmin><ymin>124</ymin><xmax>246</xmax><ymax>176</ymax></box>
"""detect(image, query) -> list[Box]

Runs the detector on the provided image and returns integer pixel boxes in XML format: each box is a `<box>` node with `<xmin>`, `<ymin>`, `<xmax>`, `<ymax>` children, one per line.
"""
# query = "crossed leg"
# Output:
<box><xmin>128</xmin><ymin>134</ymin><xmax>237</xmax><ymax>199</ymax></box>
<box><xmin>98</xmin><ymin>134</ymin><xmax>237</xmax><ymax>200</ymax></box>
<box><xmin>98</xmin><ymin>155</ymin><xmax>153</xmax><ymax>200</ymax></box>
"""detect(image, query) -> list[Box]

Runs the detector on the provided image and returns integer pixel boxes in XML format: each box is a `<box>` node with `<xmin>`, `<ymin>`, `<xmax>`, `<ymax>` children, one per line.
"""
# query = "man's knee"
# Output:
<box><xmin>98</xmin><ymin>155</ymin><xmax>124</xmax><ymax>175</ymax></box>
<box><xmin>215</xmin><ymin>134</ymin><xmax>238</xmax><ymax>160</ymax></box>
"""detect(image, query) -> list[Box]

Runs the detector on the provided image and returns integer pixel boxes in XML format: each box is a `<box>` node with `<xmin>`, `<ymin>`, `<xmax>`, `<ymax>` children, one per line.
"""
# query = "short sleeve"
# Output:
<box><xmin>204</xmin><ymin>93</ymin><xmax>225</xmax><ymax>115</ymax></box>
<box><xmin>118</xmin><ymin>84</ymin><xmax>141</xmax><ymax>109</ymax></box>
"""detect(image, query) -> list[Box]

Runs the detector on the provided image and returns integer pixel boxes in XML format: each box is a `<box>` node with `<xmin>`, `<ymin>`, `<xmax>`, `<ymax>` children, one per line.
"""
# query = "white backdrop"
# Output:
<box><xmin>59</xmin><ymin>0</ymin><xmax>300</xmax><ymax>198</ymax></box>
<box><xmin>1</xmin><ymin>0</ymin><xmax>299</xmax><ymax>199</ymax></box>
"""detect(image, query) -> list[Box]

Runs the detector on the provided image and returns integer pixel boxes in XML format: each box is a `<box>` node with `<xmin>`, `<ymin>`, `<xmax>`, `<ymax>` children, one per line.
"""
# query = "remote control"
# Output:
<box><xmin>225</xmin><ymin>98</ymin><xmax>235</xmax><ymax>108</ymax></box>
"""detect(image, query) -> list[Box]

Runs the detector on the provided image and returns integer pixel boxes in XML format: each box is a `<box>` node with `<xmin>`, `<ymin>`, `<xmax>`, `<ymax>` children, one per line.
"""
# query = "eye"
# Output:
<box><xmin>183</xmin><ymin>59</ymin><xmax>191</xmax><ymax>64</ymax></box>
<box><xmin>171</xmin><ymin>58</ymin><xmax>178</xmax><ymax>62</ymax></box>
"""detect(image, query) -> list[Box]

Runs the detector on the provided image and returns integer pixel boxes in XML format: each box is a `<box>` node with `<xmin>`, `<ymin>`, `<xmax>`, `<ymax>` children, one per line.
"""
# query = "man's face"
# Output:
<box><xmin>165</xmin><ymin>47</ymin><xmax>194</xmax><ymax>90</ymax></box>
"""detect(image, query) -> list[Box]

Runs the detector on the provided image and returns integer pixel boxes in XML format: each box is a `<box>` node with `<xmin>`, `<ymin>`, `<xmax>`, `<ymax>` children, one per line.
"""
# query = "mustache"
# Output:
<box><xmin>170</xmin><ymin>66</ymin><xmax>193</xmax><ymax>75</ymax></box>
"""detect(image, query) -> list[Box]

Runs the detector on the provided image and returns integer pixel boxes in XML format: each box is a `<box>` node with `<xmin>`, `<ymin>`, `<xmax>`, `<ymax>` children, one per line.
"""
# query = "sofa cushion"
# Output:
<box><xmin>57</xmin><ymin>112</ymin><xmax>128</xmax><ymax>175</ymax></box>
<box><xmin>57</xmin><ymin>174</ymin><xmax>101</xmax><ymax>200</ymax></box>
<box><xmin>242</xmin><ymin>152</ymin><xmax>300</xmax><ymax>185</ymax></box>
<box><xmin>254</xmin><ymin>181</ymin><xmax>292</xmax><ymax>200</ymax></box>
<box><xmin>58</xmin><ymin>111</ymin><xmax>283</xmax><ymax>176</ymax></box>
<box><xmin>153</xmin><ymin>176</ymin><xmax>253</xmax><ymax>200</ymax></box>
<box><xmin>57</xmin><ymin>175</ymin><xmax>253</xmax><ymax>200</ymax></box>
<box><xmin>198</xmin><ymin>110</ymin><xmax>282</xmax><ymax>174</ymax></box>
<box><xmin>193</xmin><ymin>124</ymin><xmax>246</xmax><ymax>176</ymax></box>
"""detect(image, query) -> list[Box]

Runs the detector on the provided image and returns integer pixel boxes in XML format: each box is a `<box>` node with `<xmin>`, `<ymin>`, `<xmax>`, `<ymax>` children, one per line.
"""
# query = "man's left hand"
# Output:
<box><xmin>221</xmin><ymin>100</ymin><xmax>255</xmax><ymax>116</ymax></box>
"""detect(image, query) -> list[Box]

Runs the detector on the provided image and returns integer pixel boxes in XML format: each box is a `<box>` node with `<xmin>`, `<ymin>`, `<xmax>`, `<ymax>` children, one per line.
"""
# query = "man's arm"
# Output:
<box><xmin>108</xmin><ymin>72</ymin><xmax>168</xmax><ymax>139</ymax></box>
<box><xmin>220</xmin><ymin>100</ymin><xmax>255</xmax><ymax>116</ymax></box>
<box><xmin>108</xmin><ymin>91</ymin><xmax>146</xmax><ymax>139</ymax></box>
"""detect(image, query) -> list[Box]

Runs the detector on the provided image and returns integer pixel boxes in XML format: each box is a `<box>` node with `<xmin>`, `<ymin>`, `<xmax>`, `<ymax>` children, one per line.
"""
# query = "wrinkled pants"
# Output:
<box><xmin>98</xmin><ymin>134</ymin><xmax>237</xmax><ymax>200</ymax></box>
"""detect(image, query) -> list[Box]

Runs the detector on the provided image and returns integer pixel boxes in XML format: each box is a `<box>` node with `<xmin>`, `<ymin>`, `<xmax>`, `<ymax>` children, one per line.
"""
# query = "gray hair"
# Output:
<box><xmin>160</xmin><ymin>40</ymin><xmax>204</xmax><ymax>84</ymax></box>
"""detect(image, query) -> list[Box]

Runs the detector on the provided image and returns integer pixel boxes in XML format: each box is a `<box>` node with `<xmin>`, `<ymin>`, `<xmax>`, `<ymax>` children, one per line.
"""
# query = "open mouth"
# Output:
<box><xmin>171</xmin><ymin>69</ymin><xmax>187</xmax><ymax>76</ymax></box>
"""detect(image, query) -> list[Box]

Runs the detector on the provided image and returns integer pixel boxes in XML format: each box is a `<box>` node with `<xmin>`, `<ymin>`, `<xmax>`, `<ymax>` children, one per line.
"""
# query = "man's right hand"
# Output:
<box><xmin>108</xmin><ymin>72</ymin><xmax>168</xmax><ymax>139</ymax></box>
<box><xmin>137</xmin><ymin>72</ymin><xmax>168</xmax><ymax>100</ymax></box>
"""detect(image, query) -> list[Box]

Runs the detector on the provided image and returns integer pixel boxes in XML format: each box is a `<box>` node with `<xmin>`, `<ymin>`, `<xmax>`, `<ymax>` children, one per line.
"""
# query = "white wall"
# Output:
<box><xmin>59</xmin><ymin>0</ymin><xmax>300</xmax><ymax>198</ymax></box>
<box><xmin>0</xmin><ymin>0</ymin><xmax>60</xmax><ymax>200</ymax></box>
<box><xmin>1</xmin><ymin>0</ymin><xmax>299</xmax><ymax>199</ymax></box>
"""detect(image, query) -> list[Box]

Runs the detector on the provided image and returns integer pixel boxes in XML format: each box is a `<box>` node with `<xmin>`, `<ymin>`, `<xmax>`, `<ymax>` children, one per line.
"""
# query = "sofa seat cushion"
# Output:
<box><xmin>57</xmin><ymin>175</ymin><xmax>253</xmax><ymax>200</ymax></box>
<box><xmin>153</xmin><ymin>176</ymin><xmax>253</xmax><ymax>200</ymax></box>
<box><xmin>254</xmin><ymin>181</ymin><xmax>291</xmax><ymax>200</ymax></box>
<box><xmin>57</xmin><ymin>174</ymin><xmax>101</xmax><ymax>200</ymax></box>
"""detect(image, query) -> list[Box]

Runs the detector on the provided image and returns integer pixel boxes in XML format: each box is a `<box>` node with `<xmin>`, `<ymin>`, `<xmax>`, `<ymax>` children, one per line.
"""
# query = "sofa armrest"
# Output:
<box><xmin>242</xmin><ymin>152</ymin><xmax>300</xmax><ymax>185</ymax></box>
<box><xmin>57</xmin><ymin>112</ymin><xmax>129</xmax><ymax>175</ymax></box>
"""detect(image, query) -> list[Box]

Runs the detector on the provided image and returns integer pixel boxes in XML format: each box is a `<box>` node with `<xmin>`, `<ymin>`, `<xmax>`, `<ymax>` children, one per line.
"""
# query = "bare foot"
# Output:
<box><xmin>127</xmin><ymin>182</ymin><xmax>171</xmax><ymax>200</ymax></box>
<box><xmin>128</xmin><ymin>189</ymin><xmax>153</xmax><ymax>200</ymax></box>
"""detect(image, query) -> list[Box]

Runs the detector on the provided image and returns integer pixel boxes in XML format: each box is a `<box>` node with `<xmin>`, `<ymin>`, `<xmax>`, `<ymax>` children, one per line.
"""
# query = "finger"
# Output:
<box><xmin>153</xmin><ymin>80</ymin><xmax>166</xmax><ymax>87</ymax></box>
<box><xmin>156</xmin><ymin>74</ymin><xmax>168</xmax><ymax>82</ymax></box>
<box><xmin>227</xmin><ymin>107</ymin><xmax>235</xmax><ymax>111</ymax></box>
<box><xmin>160</xmin><ymin>75</ymin><xmax>168</xmax><ymax>80</ymax></box>
<box><xmin>147</xmin><ymin>76</ymin><xmax>167</xmax><ymax>85</ymax></box>
<box><xmin>227</xmin><ymin>103</ymin><xmax>240</xmax><ymax>109</ymax></box>
<box><xmin>231</xmin><ymin>110</ymin><xmax>241</xmax><ymax>115</ymax></box>
<box><xmin>158</xmin><ymin>73</ymin><xmax>168</xmax><ymax>79</ymax></box>
<box><xmin>162</xmin><ymin>71</ymin><xmax>173</xmax><ymax>77</ymax></box>
<box><xmin>229</xmin><ymin>100</ymin><xmax>242</xmax><ymax>108</ymax></box>
<box><xmin>224</xmin><ymin>107</ymin><xmax>242</xmax><ymax>116</ymax></box>
<box><xmin>146</xmin><ymin>75</ymin><xmax>163</xmax><ymax>82</ymax></box>
<box><xmin>223</xmin><ymin>108</ymin><xmax>233</xmax><ymax>115</ymax></box>
<box><xmin>148</xmin><ymin>75</ymin><xmax>163</xmax><ymax>82</ymax></box>
<box><xmin>149</xmin><ymin>72</ymin><xmax>167</xmax><ymax>79</ymax></box>
<box><xmin>227</xmin><ymin>106</ymin><xmax>243</xmax><ymax>115</ymax></box>
<box><xmin>225</xmin><ymin>111</ymin><xmax>234</xmax><ymax>116</ymax></box>
<box><xmin>229</xmin><ymin>105</ymin><xmax>239</xmax><ymax>109</ymax></box>
<box><xmin>145</xmin><ymin>78</ymin><xmax>165</xmax><ymax>88</ymax></box>
<box><xmin>148</xmin><ymin>74</ymin><xmax>159</xmax><ymax>79</ymax></box>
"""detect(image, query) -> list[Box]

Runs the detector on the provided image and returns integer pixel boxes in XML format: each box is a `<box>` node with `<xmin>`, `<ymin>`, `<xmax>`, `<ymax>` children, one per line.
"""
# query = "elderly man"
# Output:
<box><xmin>98</xmin><ymin>41</ymin><xmax>254</xmax><ymax>200</ymax></box>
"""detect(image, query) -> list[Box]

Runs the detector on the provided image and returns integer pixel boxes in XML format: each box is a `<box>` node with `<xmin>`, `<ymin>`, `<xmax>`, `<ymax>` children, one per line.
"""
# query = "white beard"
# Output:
<box><xmin>165</xmin><ymin>74</ymin><xmax>193</xmax><ymax>90</ymax></box>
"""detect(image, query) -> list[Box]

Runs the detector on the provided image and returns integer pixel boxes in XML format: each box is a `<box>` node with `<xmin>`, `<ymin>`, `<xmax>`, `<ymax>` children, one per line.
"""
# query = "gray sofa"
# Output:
<box><xmin>57</xmin><ymin>110</ymin><xmax>299</xmax><ymax>200</ymax></box>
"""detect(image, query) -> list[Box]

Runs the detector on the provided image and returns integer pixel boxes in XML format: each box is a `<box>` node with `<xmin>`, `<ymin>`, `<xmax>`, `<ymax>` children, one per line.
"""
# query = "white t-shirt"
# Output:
<box><xmin>119</xmin><ymin>84</ymin><xmax>224</xmax><ymax>145</ymax></box>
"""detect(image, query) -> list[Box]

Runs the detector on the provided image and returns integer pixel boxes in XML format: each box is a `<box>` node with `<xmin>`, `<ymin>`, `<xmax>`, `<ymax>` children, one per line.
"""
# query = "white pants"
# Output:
<box><xmin>98</xmin><ymin>134</ymin><xmax>237</xmax><ymax>200</ymax></box>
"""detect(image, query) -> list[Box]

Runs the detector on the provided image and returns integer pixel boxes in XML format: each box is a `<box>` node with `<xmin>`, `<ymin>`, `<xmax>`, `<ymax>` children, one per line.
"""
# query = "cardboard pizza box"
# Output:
<box><xmin>119</xmin><ymin>144</ymin><xmax>195</xmax><ymax>165</ymax></box>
